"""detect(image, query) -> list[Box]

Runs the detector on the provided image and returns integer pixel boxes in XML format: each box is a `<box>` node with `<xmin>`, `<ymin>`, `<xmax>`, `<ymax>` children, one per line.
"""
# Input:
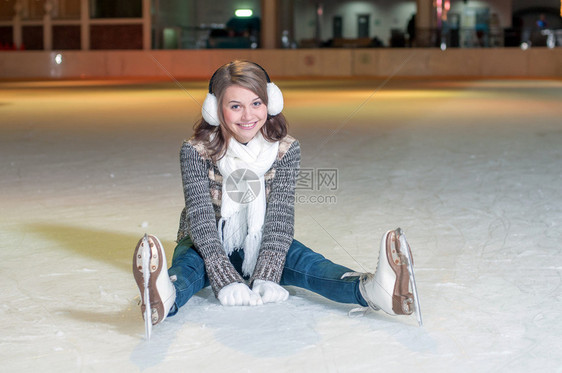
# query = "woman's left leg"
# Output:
<box><xmin>280</xmin><ymin>239</ymin><xmax>368</xmax><ymax>307</ymax></box>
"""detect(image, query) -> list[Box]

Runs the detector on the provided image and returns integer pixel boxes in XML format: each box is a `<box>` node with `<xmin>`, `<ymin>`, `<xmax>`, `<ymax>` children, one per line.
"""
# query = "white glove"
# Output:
<box><xmin>218</xmin><ymin>282</ymin><xmax>263</xmax><ymax>306</ymax></box>
<box><xmin>252</xmin><ymin>280</ymin><xmax>289</xmax><ymax>304</ymax></box>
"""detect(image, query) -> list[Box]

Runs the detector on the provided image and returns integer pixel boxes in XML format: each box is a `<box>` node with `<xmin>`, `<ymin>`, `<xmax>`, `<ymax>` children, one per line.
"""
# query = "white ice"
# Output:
<box><xmin>1</xmin><ymin>78</ymin><xmax>561</xmax><ymax>372</ymax></box>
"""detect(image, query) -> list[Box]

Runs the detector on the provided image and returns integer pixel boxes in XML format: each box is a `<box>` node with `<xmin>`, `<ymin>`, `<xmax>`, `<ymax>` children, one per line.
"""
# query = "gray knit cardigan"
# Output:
<box><xmin>176</xmin><ymin>135</ymin><xmax>300</xmax><ymax>296</ymax></box>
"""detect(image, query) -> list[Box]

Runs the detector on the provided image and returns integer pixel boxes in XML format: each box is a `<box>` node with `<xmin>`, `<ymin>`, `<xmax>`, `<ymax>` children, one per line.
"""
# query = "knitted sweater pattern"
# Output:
<box><xmin>177</xmin><ymin>135</ymin><xmax>300</xmax><ymax>296</ymax></box>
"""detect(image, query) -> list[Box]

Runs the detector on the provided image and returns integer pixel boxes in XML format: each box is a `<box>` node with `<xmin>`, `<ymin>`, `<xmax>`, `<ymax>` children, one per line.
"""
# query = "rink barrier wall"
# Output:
<box><xmin>1</xmin><ymin>48</ymin><xmax>561</xmax><ymax>79</ymax></box>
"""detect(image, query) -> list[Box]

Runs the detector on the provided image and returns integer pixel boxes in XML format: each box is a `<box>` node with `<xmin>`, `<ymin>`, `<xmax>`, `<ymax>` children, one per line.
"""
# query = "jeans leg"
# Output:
<box><xmin>167</xmin><ymin>237</ymin><xmax>209</xmax><ymax>316</ymax></box>
<box><xmin>280</xmin><ymin>239</ymin><xmax>368</xmax><ymax>307</ymax></box>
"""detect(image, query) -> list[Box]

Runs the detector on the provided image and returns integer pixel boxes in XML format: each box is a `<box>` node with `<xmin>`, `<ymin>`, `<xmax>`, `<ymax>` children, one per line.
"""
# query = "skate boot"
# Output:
<box><xmin>133</xmin><ymin>234</ymin><xmax>176</xmax><ymax>337</ymax></box>
<box><xmin>343</xmin><ymin>228</ymin><xmax>422</xmax><ymax>326</ymax></box>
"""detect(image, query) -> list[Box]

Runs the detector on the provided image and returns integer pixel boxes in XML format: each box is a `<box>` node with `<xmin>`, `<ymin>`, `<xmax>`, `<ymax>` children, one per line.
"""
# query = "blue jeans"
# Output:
<box><xmin>167</xmin><ymin>237</ymin><xmax>368</xmax><ymax>316</ymax></box>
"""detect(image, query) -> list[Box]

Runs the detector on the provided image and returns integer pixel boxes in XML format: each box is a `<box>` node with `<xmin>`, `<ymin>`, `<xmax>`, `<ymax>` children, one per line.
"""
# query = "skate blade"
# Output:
<box><xmin>396</xmin><ymin>229</ymin><xmax>423</xmax><ymax>327</ymax></box>
<box><xmin>141</xmin><ymin>234</ymin><xmax>153</xmax><ymax>340</ymax></box>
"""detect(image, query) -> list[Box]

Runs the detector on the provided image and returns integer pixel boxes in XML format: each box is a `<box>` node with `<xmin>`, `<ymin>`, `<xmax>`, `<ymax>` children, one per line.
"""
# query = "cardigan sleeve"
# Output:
<box><xmin>250</xmin><ymin>140</ymin><xmax>301</xmax><ymax>285</ymax></box>
<box><xmin>179</xmin><ymin>141</ymin><xmax>245</xmax><ymax>296</ymax></box>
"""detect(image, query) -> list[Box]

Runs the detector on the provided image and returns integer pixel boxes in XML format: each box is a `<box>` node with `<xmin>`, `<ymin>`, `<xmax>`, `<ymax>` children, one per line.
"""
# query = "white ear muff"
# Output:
<box><xmin>202</xmin><ymin>92</ymin><xmax>220</xmax><ymax>126</ymax></box>
<box><xmin>266</xmin><ymin>82</ymin><xmax>284</xmax><ymax>116</ymax></box>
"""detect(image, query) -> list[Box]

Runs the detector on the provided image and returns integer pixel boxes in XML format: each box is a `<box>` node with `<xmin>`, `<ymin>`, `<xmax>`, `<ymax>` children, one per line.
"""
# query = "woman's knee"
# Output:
<box><xmin>286</xmin><ymin>239</ymin><xmax>326</xmax><ymax>269</ymax></box>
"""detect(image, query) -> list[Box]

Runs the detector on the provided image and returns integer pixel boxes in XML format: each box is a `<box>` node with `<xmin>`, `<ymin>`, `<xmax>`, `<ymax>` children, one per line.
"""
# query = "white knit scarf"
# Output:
<box><xmin>217</xmin><ymin>133</ymin><xmax>279</xmax><ymax>276</ymax></box>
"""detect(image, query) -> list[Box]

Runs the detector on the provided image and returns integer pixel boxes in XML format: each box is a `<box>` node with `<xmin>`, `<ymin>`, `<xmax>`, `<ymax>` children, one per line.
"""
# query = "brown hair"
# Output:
<box><xmin>192</xmin><ymin>60</ymin><xmax>288</xmax><ymax>161</ymax></box>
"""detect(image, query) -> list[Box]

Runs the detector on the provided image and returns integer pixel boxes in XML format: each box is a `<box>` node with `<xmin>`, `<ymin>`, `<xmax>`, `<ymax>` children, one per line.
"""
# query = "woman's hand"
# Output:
<box><xmin>218</xmin><ymin>282</ymin><xmax>263</xmax><ymax>306</ymax></box>
<box><xmin>252</xmin><ymin>280</ymin><xmax>289</xmax><ymax>304</ymax></box>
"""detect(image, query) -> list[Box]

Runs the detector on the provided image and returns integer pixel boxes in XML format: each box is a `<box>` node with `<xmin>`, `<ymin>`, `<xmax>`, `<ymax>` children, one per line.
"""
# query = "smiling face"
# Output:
<box><xmin>221</xmin><ymin>84</ymin><xmax>268</xmax><ymax>144</ymax></box>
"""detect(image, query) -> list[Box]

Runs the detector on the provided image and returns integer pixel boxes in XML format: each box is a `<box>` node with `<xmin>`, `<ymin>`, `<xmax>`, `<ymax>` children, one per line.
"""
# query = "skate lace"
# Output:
<box><xmin>341</xmin><ymin>272</ymin><xmax>380</xmax><ymax>317</ymax></box>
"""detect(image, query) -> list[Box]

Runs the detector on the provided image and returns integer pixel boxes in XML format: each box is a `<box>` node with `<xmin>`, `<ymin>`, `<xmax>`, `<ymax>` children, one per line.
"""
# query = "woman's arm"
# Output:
<box><xmin>250</xmin><ymin>140</ymin><xmax>301</xmax><ymax>285</ymax></box>
<box><xmin>180</xmin><ymin>141</ymin><xmax>245</xmax><ymax>296</ymax></box>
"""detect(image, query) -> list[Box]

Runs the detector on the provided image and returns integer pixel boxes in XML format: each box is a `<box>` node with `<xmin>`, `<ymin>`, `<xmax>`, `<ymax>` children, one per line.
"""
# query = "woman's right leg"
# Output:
<box><xmin>280</xmin><ymin>239</ymin><xmax>368</xmax><ymax>306</ymax></box>
<box><xmin>167</xmin><ymin>236</ymin><xmax>209</xmax><ymax>316</ymax></box>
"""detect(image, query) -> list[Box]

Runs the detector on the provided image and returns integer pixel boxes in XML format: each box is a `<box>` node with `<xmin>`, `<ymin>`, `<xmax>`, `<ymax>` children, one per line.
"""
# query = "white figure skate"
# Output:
<box><xmin>133</xmin><ymin>234</ymin><xmax>176</xmax><ymax>340</ymax></box>
<box><xmin>344</xmin><ymin>228</ymin><xmax>422</xmax><ymax>326</ymax></box>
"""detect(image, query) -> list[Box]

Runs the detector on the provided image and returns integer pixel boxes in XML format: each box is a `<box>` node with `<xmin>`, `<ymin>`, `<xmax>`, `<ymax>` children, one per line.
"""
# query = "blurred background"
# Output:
<box><xmin>0</xmin><ymin>0</ymin><xmax>561</xmax><ymax>79</ymax></box>
<box><xmin>1</xmin><ymin>0</ymin><xmax>562</xmax><ymax>50</ymax></box>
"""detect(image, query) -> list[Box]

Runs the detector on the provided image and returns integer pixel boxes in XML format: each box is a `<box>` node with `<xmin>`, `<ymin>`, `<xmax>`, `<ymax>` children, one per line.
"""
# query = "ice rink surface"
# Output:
<box><xmin>1</xmin><ymin>77</ymin><xmax>561</xmax><ymax>372</ymax></box>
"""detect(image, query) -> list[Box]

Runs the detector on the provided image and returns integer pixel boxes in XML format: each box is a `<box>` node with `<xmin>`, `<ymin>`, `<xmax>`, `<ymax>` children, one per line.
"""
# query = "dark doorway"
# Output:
<box><xmin>357</xmin><ymin>14</ymin><xmax>370</xmax><ymax>38</ymax></box>
<box><xmin>333</xmin><ymin>16</ymin><xmax>342</xmax><ymax>38</ymax></box>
